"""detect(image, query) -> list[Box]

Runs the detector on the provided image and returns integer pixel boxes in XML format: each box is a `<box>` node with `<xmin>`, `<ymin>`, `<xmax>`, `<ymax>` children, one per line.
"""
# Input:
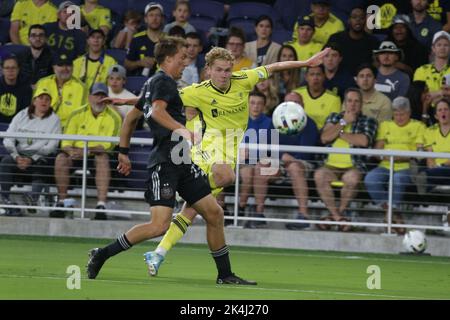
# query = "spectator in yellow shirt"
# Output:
<box><xmin>34</xmin><ymin>54</ymin><xmax>86</xmax><ymax>128</ymax></box>
<box><xmin>287</xmin><ymin>16</ymin><xmax>323</xmax><ymax>62</ymax></box>
<box><xmin>53</xmin><ymin>83</ymin><xmax>122</xmax><ymax>220</ymax></box>
<box><xmin>9</xmin><ymin>0</ymin><xmax>57</xmax><ymax>45</ymax></box>
<box><xmin>81</xmin><ymin>0</ymin><xmax>112</xmax><ymax>38</ymax></box>
<box><xmin>291</xmin><ymin>0</ymin><xmax>344</xmax><ymax>45</ymax></box>
<box><xmin>72</xmin><ymin>29</ymin><xmax>117</xmax><ymax>94</ymax></box>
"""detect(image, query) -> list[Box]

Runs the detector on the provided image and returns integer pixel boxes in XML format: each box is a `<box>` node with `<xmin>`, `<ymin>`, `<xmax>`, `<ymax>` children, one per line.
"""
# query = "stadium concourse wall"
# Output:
<box><xmin>2</xmin><ymin>216</ymin><xmax>450</xmax><ymax>257</ymax></box>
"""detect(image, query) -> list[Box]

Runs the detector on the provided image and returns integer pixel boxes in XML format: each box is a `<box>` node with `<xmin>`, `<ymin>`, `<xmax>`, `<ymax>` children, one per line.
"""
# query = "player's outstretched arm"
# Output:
<box><xmin>117</xmin><ymin>107</ymin><xmax>143</xmax><ymax>176</ymax></box>
<box><xmin>101</xmin><ymin>97</ymin><xmax>140</xmax><ymax>106</ymax></box>
<box><xmin>265</xmin><ymin>47</ymin><xmax>331</xmax><ymax>74</ymax></box>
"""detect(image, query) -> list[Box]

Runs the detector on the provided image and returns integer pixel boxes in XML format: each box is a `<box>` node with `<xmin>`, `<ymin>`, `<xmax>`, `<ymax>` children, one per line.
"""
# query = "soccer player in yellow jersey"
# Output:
<box><xmin>10</xmin><ymin>0</ymin><xmax>57</xmax><ymax>45</ymax></box>
<box><xmin>81</xmin><ymin>0</ymin><xmax>112</xmax><ymax>37</ymax></box>
<box><xmin>142</xmin><ymin>46</ymin><xmax>331</xmax><ymax>275</ymax></box>
<box><xmin>106</xmin><ymin>46</ymin><xmax>330</xmax><ymax>276</ymax></box>
<box><xmin>423</xmin><ymin>98</ymin><xmax>450</xmax><ymax>189</ymax></box>
<box><xmin>364</xmin><ymin>97</ymin><xmax>425</xmax><ymax>234</ymax></box>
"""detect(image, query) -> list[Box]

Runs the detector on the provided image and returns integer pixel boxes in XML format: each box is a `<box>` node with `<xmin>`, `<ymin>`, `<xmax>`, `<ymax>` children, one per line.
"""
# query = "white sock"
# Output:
<box><xmin>97</xmin><ymin>201</ymin><xmax>106</xmax><ymax>207</ymax></box>
<box><xmin>155</xmin><ymin>246</ymin><xmax>167</xmax><ymax>257</ymax></box>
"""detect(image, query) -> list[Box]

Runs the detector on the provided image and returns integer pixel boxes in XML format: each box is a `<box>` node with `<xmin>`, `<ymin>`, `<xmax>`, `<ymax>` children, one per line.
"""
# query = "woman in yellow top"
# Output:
<box><xmin>423</xmin><ymin>98</ymin><xmax>450</xmax><ymax>189</ymax></box>
<box><xmin>364</xmin><ymin>97</ymin><xmax>425</xmax><ymax>233</ymax></box>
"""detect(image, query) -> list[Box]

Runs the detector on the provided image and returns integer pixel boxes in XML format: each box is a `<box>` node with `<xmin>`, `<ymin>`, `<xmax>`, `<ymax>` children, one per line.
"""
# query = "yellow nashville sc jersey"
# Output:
<box><xmin>73</xmin><ymin>54</ymin><xmax>117</xmax><ymax>93</ymax></box>
<box><xmin>294</xmin><ymin>86</ymin><xmax>341</xmax><ymax>129</ymax></box>
<box><xmin>35</xmin><ymin>75</ymin><xmax>86</xmax><ymax>129</ymax></box>
<box><xmin>181</xmin><ymin>66</ymin><xmax>269</xmax><ymax>167</ymax></box>
<box><xmin>291</xmin><ymin>13</ymin><xmax>344</xmax><ymax>45</ymax></box>
<box><xmin>413</xmin><ymin>63</ymin><xmax>450</xmax><ymax>93</ymax></box>
<box><xmin>326</xmin><ymin>124</ymin><xmax>353</xmax><ymax>169</ymax></box>
<box><xmin>10</xmin><ymin>0</ymin><xmax>57</xmax><ymax>45</ymax></box>
<box><xmin>286</xmin><ymin>40</ymin><xmax>323</xmax><ymax>62</ymax></box>
<box><xmin>61</xmin><ymin>105</ymin><xmax>122</xmax><ymax>152</ymax></box>
<box><xmin>377</xmin><ymin>119</ymin><xmax>426</xmax><ymax>171</ymax></box>
<box><xmin>423</xmin><ymin>124</ymin><xmax>450</xmax><ymax>166</ymax></box>
<box><xmin>81</xmin><ymin>5</ymin><xmax>112</xmax><ymax>30</ymax></box>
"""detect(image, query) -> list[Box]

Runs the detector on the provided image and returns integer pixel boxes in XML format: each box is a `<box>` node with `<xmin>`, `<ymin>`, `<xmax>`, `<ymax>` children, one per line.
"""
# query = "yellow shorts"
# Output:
<box><xmin>191</xmin><ymin>143</ymin><xmax>237</xmax><ymax>197</ymax></box>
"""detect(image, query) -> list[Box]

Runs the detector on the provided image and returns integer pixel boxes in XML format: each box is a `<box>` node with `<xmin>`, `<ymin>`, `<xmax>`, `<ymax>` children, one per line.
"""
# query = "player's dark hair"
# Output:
<box><xmin>154</xmin><ymin>36</ymin><xmax>187</xmax><ymax>65</ymax></box>
<box><xmin>249</xmin><ymin>89</ymin><xmax>267</xmax><ymax>104</ymax></box>
<box><xmin>28</xmin><ymin>24</ymin><xmax>46</xmax><ymax>37</ymax></box>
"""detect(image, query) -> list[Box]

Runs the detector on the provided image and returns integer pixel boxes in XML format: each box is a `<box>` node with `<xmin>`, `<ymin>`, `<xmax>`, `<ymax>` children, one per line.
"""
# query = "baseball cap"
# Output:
<box><xmin>58</xmin><ymin>1</ymin><xmax>75</xmax><ymax>12</ymax></box>
<box><xmin>391</xmin><ymin>14</ymin><xmax>410</xmax><ymax>26</ymax></box>
<box><xmin>432</xmin><ymin>30</ymin><xmax>450</xmax><ymax>45</ymax></box>
<box><xmin>90</xmin><ymin>83</ymin><xmax>109</xmax><ymax>96</ymax></box>
<box><xmin>297</xmin><ymin>16</ymin><xmax>315</xmax><ymax>29</ymax></box>
<box><xmin>144</xmin><ymin>2</ymin><xmax>164</xmax><ymax>15</ymax></box>
<box><xmin>107</xmin><ymin>64</ymin><xmax>127</xmax><ymax>79</ymax></box>
<box><xmin>312</xmin><ymin>0</ymin><xmax>331</xmax><ymax>5</ymax></box>
<box><xmin>33</xmin><ymin>87</ymin><xmax>52</xmax><ymax>102</ymax></box>
<box><xmin>52</xmin><ymin>53</ymin><xmax>73</xmax><ymax>66</ymax></box>
<box><xmin>88</xmin><ymin>29</ymin><xmax>106</xmax><ymax>38</ymax></box>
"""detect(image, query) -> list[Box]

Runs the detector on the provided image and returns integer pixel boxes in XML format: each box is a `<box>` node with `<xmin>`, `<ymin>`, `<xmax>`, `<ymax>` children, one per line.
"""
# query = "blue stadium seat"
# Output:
<box><xmin>190</xmin><ymin>16</ymin><xmax>217</xmax><ymax>34</ymax></box>
<box><xmin>126</xmin><ymin>129</ymin><xmax>153</xmax><ymax>190</ymax></box>
<box><xmin>51</xmin><ymin>0</ymin><xmax>81</xmax><ymax>6</ymax></box>
<box><xmin>229</xmin><ymin>19</ymin><xmax>257</xmax><ymax>42</ymax></box>
<box><xmin>273</xmin><ymin>0</ymin><xmax>311</xmax><ymax>30</ymax></box>
<box><xmin>0</xmin><ymin>18</ymin><xmax>11</xmax><ymax>45</ymax></box>
<box><xmin>105</xmin><ymin>48</ymin><xmax>127</xmax><ymax>66</ymax></box>
<box><xmin>190</xmin><ymin>0</ymin><xmax>224</xmax><ymax>24</ymax></box>
<box><xmin>330</xmin><ymin>0</ymin><xmax>366</xmax><ymax>23</ymax></box>
<box><xmin>227</xmin><ymin>2</ymin><xmax>280</xmax><ymax>27</ymax></box>
<box><xmin>271</xmin><ymin>28</ymin><xmax>292</xmax><ymax>44</ymax></box>
<box><xmin>125</xmin><ymin>76</ymin><xmax>147</xmax><ymax>95</ymax></box>
<box><xmin>0</xmin><ymin>44</ymin><xmax>29</xmax><ymax>57</ymax></box>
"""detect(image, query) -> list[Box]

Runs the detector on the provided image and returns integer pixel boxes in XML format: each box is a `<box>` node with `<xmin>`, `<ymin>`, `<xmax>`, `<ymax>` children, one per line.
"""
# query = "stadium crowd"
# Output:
<box><xmin>0</xmin><ymin>0</ymin><xmax>449</xmax><ymax>233</ymax></box>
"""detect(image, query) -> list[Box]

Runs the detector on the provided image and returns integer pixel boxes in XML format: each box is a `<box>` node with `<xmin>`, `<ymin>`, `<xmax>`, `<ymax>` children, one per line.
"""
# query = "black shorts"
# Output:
<box><xmin>144</xmin><ymin>162</ymin><xmax>211</xmax><ymax>208</ymax></box>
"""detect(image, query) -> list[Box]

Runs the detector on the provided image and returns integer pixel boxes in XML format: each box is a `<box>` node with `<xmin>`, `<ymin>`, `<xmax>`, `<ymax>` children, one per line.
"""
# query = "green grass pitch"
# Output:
<box><xmin>0</xmin><ymin>235</ymin><xmax>449</xmax><ymax>300</ymax></box>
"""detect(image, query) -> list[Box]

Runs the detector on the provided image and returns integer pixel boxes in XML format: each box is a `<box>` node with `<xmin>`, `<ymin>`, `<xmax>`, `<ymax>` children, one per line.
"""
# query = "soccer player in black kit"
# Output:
<box><xmin>86</xmin><ymin>36</ymin><xmax>255</xmax><ymax>285</ymax></box>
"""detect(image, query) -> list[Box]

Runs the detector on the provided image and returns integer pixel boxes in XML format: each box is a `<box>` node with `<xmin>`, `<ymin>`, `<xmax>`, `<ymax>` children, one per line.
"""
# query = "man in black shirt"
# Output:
<box><xmin>19</xmin><ymin>24</ymin><xmax>53</xmax><ymax>87</ymax></box>
<box><xmin>86</xmin><ymin>37</ymin><xmax>256</xmax><ymax>285</ymax></box>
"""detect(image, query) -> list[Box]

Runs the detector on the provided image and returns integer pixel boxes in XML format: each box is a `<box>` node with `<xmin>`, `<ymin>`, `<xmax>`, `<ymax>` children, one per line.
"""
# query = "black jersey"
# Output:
<box><xmin>135</xmin><ymin>70</ymin><xmax>187</xmax><ymax>168</ymax></box>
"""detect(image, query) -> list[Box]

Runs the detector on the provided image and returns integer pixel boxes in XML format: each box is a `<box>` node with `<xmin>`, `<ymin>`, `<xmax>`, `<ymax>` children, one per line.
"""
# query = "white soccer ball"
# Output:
<box><xmin>403</xmin><ymin>230</ymin><xmax>427</xmax><ymax>253</ymax></box>
<box><xmin>272</xmin><ymin>101</ymin><xmax>307</xmax><ymax>135</ymax></box>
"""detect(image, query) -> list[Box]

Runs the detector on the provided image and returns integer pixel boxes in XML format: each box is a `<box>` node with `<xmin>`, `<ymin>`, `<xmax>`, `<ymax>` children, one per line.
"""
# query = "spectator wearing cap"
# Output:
<box><xmin>125</xmin><ymin>2</ymin><xmax>164</xmax><ymax>77</ymax></box>
<box><xmin>81</xmin><ymin>0</ymin><xmax>112</xmax><ymax>38</ymax></box>
<box><xmin>364</xmin><ymin>96</ymin><xmax>425</xmax><ymax>234</ymax></box>
<box><xmin>414</xmin><ymin>31</ymin><xmax>450</xmax><ymax>102</ymax></box>
<box><xmin>385</xmin><ymin>15</ymin><xmax>429</xmax><ymax>75</ymax></box>
<box><xmin>409</xmin><ymin>0</ymin><xmax>442</xmax><ymax>48</ymax></box>
<box><xmin>0</xmin><ymin>87</ymin><xmax>61</xmax><ymax>216</ymax></box>
<box><xmin>244</xmin><ymin>15</ymin><xmax>281</xmax><ymax>67</ymax></box>
<box><xmin>355</xmin><ymin>63</ymin><xmax>392</xmax><ymax>124</ymax></box>
<box><xmin>53</xmin><ymin>83</ymin><xmax>122</xmax><ymax>220</ymax></box>
<box><xmin>322</xmin><ymin>43</ymin><xmax>356</xmax><ymax>100</ymax></box>
<box><xmin>226</xmin><ymin>27</ymin><xmax>256</xmax><ymax>72</ymax></box>
<box><xmin>0</xmin><ymin>55</ymin><xmax>32</xmax><ymax>124</ymax></box>
<box><xmin>72</xmin><ymin>29</ymin><xmax>117</xmax><ymax>95</ymax></box>
<box><xmin>327</xmin><ymin>6</ymin><xmax>379</xmax><ymax>76</ymax></box>
<box><xmin>9</xmin><ymin>0</ymin><xmax>57</xmax><ymax>45</ymax></box>
<box><xmin>106</xmin><ymin>64</ymin><xmax>137</xmax><ymax>119</ymax></box>
<box><xmin>18</xmin><ymin>24</ymin><xmax>54</xmax><ymax>88</ymax></box>
<box><xmin>34</xmin><ymin>54</ymin><xmax>86</xmax><ymax>128</ymax></box>
<box><xmin>287</xmin><ymin>16</ymin><xmax>323</xmax><ymax>62</ymax></box>
<box><xmin>179</xmin><ymin>32</ymin><xmax>204</xmax><ymax>87</ymax></box>
<box><xmin>162</xmin><ymin>0</ymin><xmax>196</xmax><ymax>35</ymax></box>
<box><xmin>43</xmin><ymin>1</ymin><xmax>87</xmax><ymax>61</ymax></box>
<box><xmin>373</xmin><ymin>41</ymin><xmax>411</xmax><ymax>101</ymax></box>
<box><xmin>291</xmin><ymin>0</ymin><xmax>344</xmax><ymax>45</ymax></box>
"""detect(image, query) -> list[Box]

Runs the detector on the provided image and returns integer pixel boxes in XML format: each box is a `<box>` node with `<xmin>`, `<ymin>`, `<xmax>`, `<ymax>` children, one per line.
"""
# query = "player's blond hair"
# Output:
<box><xmin>205</xmin><ymin>47</ymin><xmax>235</xmax><ymax>67</ymax></box>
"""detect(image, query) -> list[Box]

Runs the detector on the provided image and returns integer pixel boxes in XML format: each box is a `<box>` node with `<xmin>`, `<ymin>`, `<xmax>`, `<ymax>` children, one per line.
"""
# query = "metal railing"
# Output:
<box><xmin>0</xmin><ymin>131</ymin><xmax>449</xmax><ymax>235</ymax></box>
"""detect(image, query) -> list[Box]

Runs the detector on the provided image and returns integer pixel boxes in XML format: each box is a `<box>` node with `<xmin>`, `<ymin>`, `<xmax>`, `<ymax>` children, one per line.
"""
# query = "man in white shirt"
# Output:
<box><xmin>106</xmin><ymin>64</ymin><xmax>137</xmax><ymax>119</ymax></box>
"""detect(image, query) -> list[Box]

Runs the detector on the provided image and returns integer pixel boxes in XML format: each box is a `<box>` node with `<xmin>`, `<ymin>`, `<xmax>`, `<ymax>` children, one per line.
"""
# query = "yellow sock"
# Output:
<box><xmin>158</xmin><ymin>213</ymin><xmax>192</xmax><ymax>252</ymax></box>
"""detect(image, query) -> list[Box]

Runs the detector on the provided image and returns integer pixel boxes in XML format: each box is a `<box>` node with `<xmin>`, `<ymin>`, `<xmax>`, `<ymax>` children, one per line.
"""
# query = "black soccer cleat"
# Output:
<box><xmin>216</xmin><ymin>273</ymin><xmax>257</xmax><ymax>285</ymax></box>
<box><xmin>86</xmin><ymin>248</ymin><xmax>106</xmax><ymax>279</ymax></box>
